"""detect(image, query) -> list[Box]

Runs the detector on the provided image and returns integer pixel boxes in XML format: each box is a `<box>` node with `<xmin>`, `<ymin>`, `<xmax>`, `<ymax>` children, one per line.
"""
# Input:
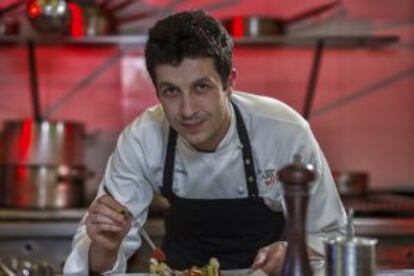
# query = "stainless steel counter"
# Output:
<box><xmin>0</xmin><ymin>208</ymin><xmax>85</xmax><ymax>221</ymax></box>
<box><xmin>0</xmin><ymin>208</ymin><xmax>413</xmax><ymax>272</ymax></box>
<box><xmin>355</xmin><ymin>217</ymin><xmax>414</xmax><ymax>236</ymax></box>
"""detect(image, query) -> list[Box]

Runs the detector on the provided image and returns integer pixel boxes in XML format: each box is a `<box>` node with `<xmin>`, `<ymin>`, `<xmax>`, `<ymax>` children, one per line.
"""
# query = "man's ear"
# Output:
<box><xmin>226</xmin><ymin>68</ymin><xmax>237</xmax><ymax>95</ymax></box>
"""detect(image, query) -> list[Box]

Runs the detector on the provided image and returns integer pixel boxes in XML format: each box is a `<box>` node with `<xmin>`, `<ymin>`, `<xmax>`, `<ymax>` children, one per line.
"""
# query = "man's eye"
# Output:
<box><xmin>195</xmin><ymin>83</ymin><xmax>211</xmax><ymax>92</ymax></box>
<box><xmin>161</xmin><ymin>87</ymin><xmax>178</xmax><ymax>97</ymax></box>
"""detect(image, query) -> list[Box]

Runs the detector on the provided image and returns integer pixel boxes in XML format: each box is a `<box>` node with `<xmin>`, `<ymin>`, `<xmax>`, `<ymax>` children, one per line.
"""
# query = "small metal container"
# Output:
<box><xmin>325</xmin><ymin>236</ymin><xmax>378</xmax><ymax>276</ymax></box>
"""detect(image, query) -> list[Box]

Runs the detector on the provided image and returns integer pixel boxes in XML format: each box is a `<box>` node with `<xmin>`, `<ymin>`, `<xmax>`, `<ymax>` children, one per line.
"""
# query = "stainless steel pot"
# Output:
<box><xmin>0</xmin><ymin>164</ymin><xmax>86</xmax><ymax>209</ymax></box>
<box><xmin>26</xmin><ymin>0</ymin><xmax>70</xmax><ymax>34</ymax></box>
<box><xmin>221</xmin><ymin>16</ymin><xmax>285</xmax><ymax>37</ymax></box>
<box><xmin>0</xmin><ymin>119</ymin><xmax>84</xmax><ymax>166</ymax></box>
<box><xmin>0</xmin><ymin>119</ymin><xmax>87</xmax><ymax>208</ymax></box>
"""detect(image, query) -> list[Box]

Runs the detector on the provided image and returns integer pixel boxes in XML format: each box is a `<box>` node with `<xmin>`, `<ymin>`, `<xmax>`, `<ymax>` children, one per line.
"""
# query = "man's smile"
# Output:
<box><xmin>180</xmin><ymin>119</ymin><xmax>206</xmax><ymax>133</ymax></box>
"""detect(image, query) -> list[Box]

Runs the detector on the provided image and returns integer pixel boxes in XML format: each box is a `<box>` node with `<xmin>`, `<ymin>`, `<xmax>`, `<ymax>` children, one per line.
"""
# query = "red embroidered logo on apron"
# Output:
<box><xmin>257</xmin><ymin>169</ymin><xmax>279</xmax><ymax>187</ymax></box>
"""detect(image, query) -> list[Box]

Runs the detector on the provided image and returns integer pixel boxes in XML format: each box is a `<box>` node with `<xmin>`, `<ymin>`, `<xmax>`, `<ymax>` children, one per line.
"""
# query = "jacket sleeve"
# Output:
<box><xmin>63</xmin><ymin>124</ymin><xmax>155</xmax><ymax>274</ymax></box>
<box><xmin>296</xmin><ymin>123</ymin><xmax>348</xmax><ymax>254</ymax></box>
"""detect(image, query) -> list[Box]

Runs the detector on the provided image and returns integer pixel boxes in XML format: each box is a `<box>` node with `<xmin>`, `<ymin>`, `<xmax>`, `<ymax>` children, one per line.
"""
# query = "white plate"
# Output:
<box><xmin>221</xmin><ymin>269</ymin><xmax>266</xmax><ymax>276</ymax></box>
<box><xmin>112</xmin><ymin>269</ymin><xmax>265</xmax><ymax>276</ymax></box>
<box><xmin>110</xmin><ymin>259</ymin><xmax>325</xmax><ymax>276</ymax></box>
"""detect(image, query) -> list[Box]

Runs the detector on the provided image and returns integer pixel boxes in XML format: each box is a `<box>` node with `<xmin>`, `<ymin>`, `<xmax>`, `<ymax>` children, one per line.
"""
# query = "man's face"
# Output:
<box><xmin>155</xmin><ymin>57</ymin><xmax>234</xmax><ymax>151</ymax></box>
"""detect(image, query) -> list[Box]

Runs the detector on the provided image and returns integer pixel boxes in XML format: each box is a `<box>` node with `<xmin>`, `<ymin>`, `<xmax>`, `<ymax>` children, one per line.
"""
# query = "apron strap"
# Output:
<box><xmin>231</xmin><ymin>102</ymin><xmax>258</xmax><ymax>197</ymax></box>
<box><xmin>161</xmin><ymin>127</ymin><xmax>177</xmax><ymax>199</ymax></box>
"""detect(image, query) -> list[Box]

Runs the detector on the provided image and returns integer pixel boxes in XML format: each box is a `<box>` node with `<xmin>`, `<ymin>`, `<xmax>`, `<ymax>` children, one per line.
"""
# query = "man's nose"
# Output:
<box><xmin>180</xmin><ymin>94</ymin><xmax>197</xmax><ymax>118</ymax></box>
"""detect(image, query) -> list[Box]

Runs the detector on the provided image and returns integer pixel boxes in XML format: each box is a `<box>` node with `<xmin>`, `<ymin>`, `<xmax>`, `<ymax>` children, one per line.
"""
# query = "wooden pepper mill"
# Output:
<box><xmin>278</xmin><ymin>155</ymin><xmax>315</xmax><ymax>276</ymax></box>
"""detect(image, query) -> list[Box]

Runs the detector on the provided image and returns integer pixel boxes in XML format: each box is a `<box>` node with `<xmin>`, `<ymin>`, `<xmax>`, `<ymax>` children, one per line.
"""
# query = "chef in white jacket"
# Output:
<box><xmin>64</xmin><ymin>10</ymin><xmax>347</xmax><ymax>275</ymax></box>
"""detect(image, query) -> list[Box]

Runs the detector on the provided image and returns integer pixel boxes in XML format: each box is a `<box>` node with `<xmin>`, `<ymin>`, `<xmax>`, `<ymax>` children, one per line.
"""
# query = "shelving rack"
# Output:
<box><xmin>0</xmin><ymin>34</ymin><xmax>399</xmax><ymax>119</ymax></box>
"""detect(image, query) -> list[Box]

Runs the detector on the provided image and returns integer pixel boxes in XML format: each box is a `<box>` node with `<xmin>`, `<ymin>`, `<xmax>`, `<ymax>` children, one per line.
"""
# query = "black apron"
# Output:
<box><xmin>160</xmin><ymin>102</ymin><xmax>285</xmax><ymax>270</ymax></box>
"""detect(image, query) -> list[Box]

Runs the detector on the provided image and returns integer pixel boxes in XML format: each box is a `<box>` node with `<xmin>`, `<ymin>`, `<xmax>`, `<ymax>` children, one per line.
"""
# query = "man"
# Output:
<box><xmin>64</xmin><ymin>10</ymin><xmax>347</xmax><ymax>275</ymax></box>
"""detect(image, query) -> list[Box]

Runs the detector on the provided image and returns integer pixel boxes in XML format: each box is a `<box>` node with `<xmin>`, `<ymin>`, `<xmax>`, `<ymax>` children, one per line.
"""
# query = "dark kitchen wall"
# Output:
<box><xmin>0</xmin><ymin>0</ymin><xmax>413</xmax><ymax>201</ymax></box>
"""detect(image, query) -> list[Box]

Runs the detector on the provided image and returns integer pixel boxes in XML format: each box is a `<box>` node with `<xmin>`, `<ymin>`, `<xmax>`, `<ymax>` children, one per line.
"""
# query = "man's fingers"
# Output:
<box><xmin>87</xmin><ymin>216</ymin><xmax>125</xmax><ymax>233</ymax></box>
<box><xmin>88</xmin><ymin>212</ymin><xmax>115</xmax><ymax>225</ymax></box>
<box><xmin>260</xmin><ymin>243</ymin><xmax>286</xmax><ymax>275</ymax></box>
<box><xmin>85</xmin><ymin>194</ymin><xmax>133</xmax><ymax>251</ymax></box>
<box><xmin>260</xmin><ymin>250</ymin><xmax>283</xmax><ymax>275</ymax></box>
<box><xmin>87</xmin><ymin>218</ymin><xmax>125</xmax><ymax>233</ymax></box>
<box><xmin>89</xmin><ymin>203</ymin><xmax>126</xmax><ymax>225</ymax></box>
<box><xmin>251</xmin><ymin>242</ymin><xmax>287</xmax><ymax>275</ymax></box>
<box><xmin>97</xmin><ymin>195</ymin><xmax>125</xmax><ymax>213</ymax></box>
<box><xmin>251</xmin><ymin>247</ymin><xmax>269</xmax><ymax>270</ymax></box>
<box><xmin>92</xmin><ymin>234</ymin><xmax>120</xmax><ymax>250</ymax></box>
<box><xmin>97</xmin><ymin>223</ymin><xmax>125</xmax><ymax>233</ymax></box>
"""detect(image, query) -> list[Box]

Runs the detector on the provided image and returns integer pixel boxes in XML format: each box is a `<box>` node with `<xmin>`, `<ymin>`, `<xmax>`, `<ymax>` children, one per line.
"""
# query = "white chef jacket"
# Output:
<box><xmin>64</xmin><ymin>91</ymin><xmax>347</xmax><ymax>275</ymax></box>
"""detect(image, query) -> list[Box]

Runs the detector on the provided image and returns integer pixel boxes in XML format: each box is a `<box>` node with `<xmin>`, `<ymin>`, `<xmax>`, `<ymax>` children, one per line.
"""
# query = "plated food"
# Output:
<box><xmin>149</xmin><ymin>257</ymin><xmax>220</xmax><ymax>276</ymax></box>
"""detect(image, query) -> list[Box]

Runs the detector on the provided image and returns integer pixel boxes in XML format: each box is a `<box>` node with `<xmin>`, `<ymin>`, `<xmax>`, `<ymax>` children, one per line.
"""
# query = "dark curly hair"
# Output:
<box><xmin>145</xmin><ymin>10</ymin><xmax>234</xmax><ymax>89</ymax></box>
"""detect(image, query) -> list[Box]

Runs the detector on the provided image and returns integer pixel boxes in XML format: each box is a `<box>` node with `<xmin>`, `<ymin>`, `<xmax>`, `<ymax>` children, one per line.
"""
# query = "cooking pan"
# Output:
<box><xmin>221</xmin><ymin>2</ymin><xmax>339</xmax><ymax>37</ymax></box>
<box><xmin>332</xmin><ymin>171</ymin><xmax>369</xmax><ymax>196</ymax></box>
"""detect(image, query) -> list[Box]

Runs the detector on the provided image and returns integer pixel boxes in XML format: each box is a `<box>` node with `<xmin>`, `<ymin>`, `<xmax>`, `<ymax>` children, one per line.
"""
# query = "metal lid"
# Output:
<box><xmin>325</xmin><ymin>236</ymin><xmax>378</xmax><ymax>247</ymax></box>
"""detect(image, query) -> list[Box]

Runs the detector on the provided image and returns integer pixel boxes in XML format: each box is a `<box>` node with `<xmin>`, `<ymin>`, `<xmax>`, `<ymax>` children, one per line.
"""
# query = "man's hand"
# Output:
<box><xmin>86</xmin><ymin>195</ymin><xmax>131</xmax><ymax>249</ymax></box>
<box><xmin>251</xmin><ymin>241</ymin><xmax>287</xmax><ymax>276</ymax></box>
<box><xmin>86</xmin><ymin>195</ymin><xmax>132</xmax><ymax>272</ymax></box>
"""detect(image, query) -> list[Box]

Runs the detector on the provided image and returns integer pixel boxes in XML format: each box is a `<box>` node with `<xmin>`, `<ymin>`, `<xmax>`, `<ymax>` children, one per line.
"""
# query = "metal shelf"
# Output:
<box><xmin>0</xmin><ymin>34</ymin><xmax>148</xmax><ymax>47</ymax></box>
<box><xmin>234</xmin><ymin>35</ymin><xmax>399</xmax><ymax>48</ymax></box>
<box><xmin>0</xmin><ymin>34</ymin><xmax>399</xmax><ymax>48</ymax></box>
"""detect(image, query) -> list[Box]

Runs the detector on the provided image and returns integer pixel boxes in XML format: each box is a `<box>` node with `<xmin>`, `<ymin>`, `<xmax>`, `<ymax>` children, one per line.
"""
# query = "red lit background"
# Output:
<box><xmin>27</xmin><ymin>1</ymin><xmax>41</xmax><ymax>18</ymax></box>
<box><xmin>68</xmin><ymin>2</ymin><xmax>84</xmax><ymax>38</ymax></box>
<box><xmin>0</xmin><ymin>0</ymin><xmax>413</xmax><ymax>196</ymax></box>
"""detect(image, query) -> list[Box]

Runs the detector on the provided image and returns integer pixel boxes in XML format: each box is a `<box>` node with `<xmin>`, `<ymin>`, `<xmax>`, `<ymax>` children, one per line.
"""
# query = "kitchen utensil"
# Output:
<box><xmin>346</xmin><ymin>208</ymin><xmax>354</xmax><ymax>239</ymax></box>
<box><xmin>102</xmin><ymin>185</ymin><xmax>167</xmax><ymax>262</ymax></box>
<box><xmin>26</xmin><ymin>0</ymin><xmax>70</xmax><ymax>34</ymax></box>
<box><xmin>325</xmin><ymin>205</ymin><xmax>377</xmax><ymax>275</ymax></box>
<box><xmin>222</xmin><ymin>16</ymin><xmax>285</xmax><ymax>37</ymax></box>
<box><xmin>278</xmin><ymin>155</ymin><xmax>315</xmax><ymax>276</ymax></box>
<box><xmin>325</xmin><ymin>236</ymin><xmax>378</xmax><ymax>276</ymax></box>
<box><xmin>221</xmin><ymin>2</ymin><xmax>339</xmax><ymax>37</ymax></box>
